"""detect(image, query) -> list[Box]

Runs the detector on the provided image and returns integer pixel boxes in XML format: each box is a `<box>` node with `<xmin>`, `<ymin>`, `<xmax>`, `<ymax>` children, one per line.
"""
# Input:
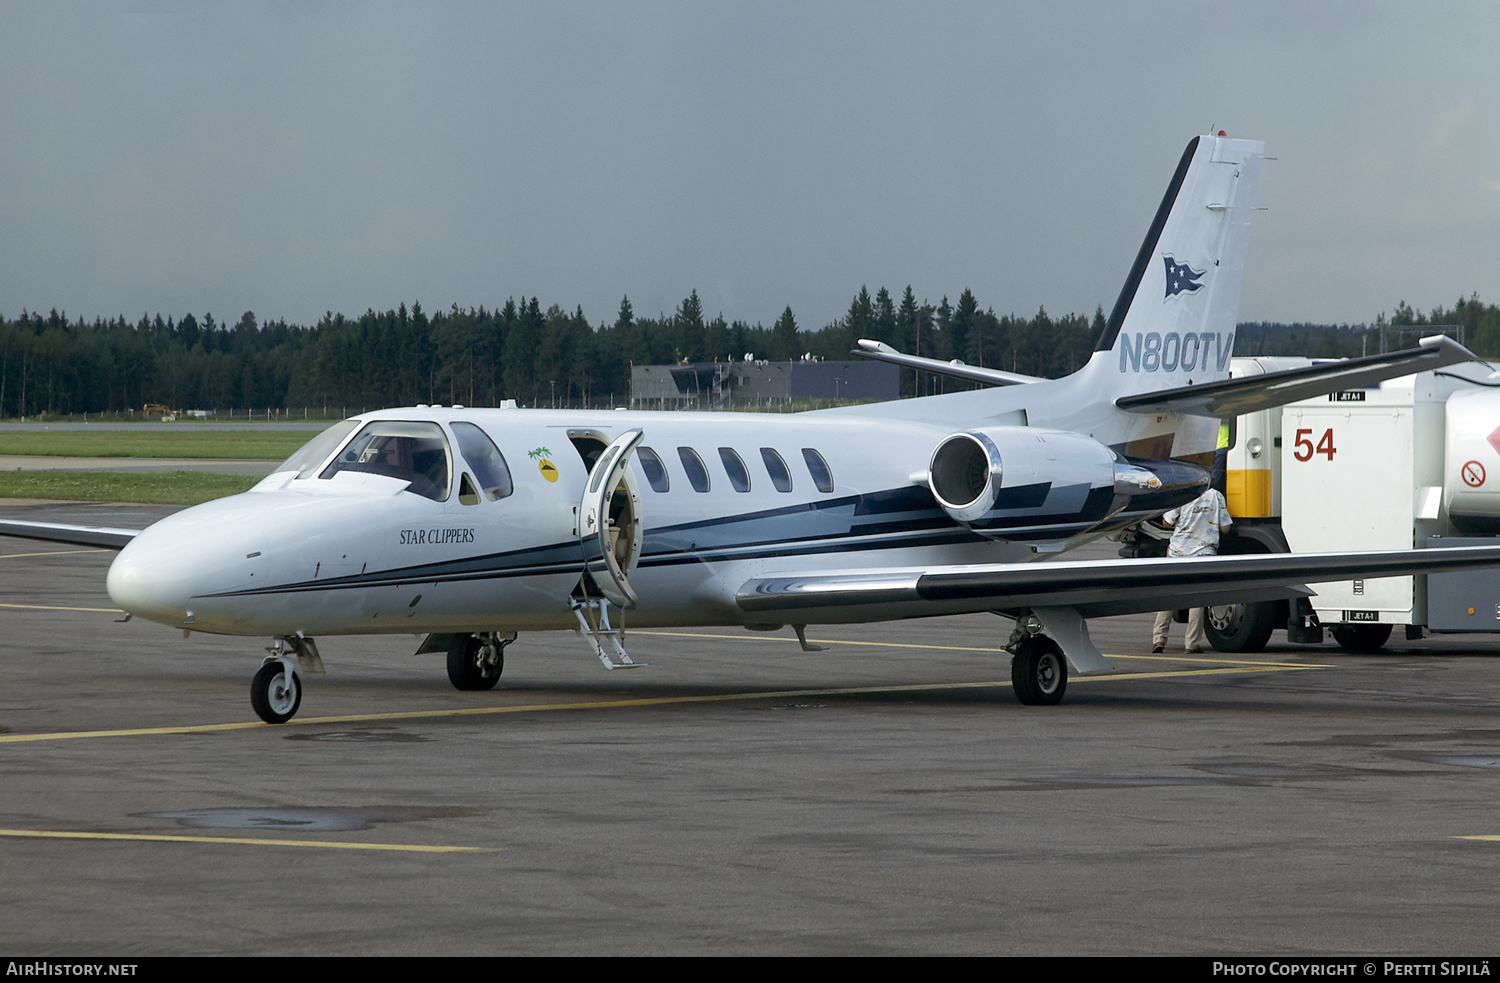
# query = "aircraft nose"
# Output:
<box><xmin>107</xmin><ymin>532</ymin><xmax>197</xmax><ymax>624</ymax></box>
<box><xmin>105</xmin><ymin>498</ymin><xmax>268</xmax><ymax>628</ymax></box>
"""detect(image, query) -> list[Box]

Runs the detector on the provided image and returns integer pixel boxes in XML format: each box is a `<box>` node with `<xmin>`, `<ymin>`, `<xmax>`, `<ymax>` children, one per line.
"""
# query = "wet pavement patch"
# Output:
<box><xmin>1193</xmin><ymin>762</ymin><xmax>1347</xmax><ymax>779</ymax></box>
<box><xmin>284</xmin><ymin>727</ymin><xmax>429</xmax><ymax>743</ymax></box>
<box><xmin>139</xmin><ymin>806</ymin><xmax>477</xmax><ymax>831</ymax></box>
<box><xmin>924</xmin><ymin>765</ymin><xmax>1349</xmax><ymax>793</ymax></box>
<box><xmin>1018</xmin><ymin>776</ymin><xmax>1249</xmax><ymax>790</ymax></box>
<box><xmin>1411</xmin><ymin>754</ymin><xmax>1500</xmax><ymax>770</ymax></box>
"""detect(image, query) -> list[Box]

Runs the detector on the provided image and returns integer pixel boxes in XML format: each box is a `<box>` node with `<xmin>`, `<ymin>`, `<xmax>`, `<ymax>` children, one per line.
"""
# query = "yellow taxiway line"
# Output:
<box><xmin>636</xmin><ymin>630</ymin><xmax>1333</xmax><ymax>669</ymax></box>
<box><xmin>0</xmin><ymin>662</ymin><xmax>1325</xmax><ymax>745</ymax></box>
<box><xmin>0</xmin><ymin>828</ymin><xmax>491</xmax><ymax>853</ymax></box>
<box><xmin>0</xmin><ymin>608</ymin><xmax>1335</xmax><ymax>670</ymax></box>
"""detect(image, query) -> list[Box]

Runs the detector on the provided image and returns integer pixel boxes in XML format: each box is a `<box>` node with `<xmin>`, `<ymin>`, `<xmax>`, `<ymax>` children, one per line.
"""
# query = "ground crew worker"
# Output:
<box><xmin>1153</xmin><ymin>423</ymin><xmax>1234</xmax><ymax>653</ymax></box>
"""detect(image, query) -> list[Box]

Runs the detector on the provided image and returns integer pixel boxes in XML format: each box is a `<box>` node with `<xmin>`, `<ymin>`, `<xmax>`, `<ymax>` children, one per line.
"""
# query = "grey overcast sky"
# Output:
<box><xmin>3</xmin><ymin>1</ymin><xmax>1498</xmax><ymax>332</ymax></box>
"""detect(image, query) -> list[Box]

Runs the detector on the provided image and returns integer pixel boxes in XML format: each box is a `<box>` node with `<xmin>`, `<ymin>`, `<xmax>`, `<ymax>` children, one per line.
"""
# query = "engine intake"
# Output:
<box><xmin>928</xmin><ymin>428</ymin><xmax>1175</xmax><ymax>536</ymax></box>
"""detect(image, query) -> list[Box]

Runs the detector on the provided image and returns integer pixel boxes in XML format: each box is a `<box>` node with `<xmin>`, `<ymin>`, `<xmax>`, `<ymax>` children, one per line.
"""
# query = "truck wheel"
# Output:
<box><xmin>1206</xmin><ymin>602</ymin><xmax>1276</xmax><ymax>652</ymax></box>
<box><xmin>1330</xmin><ymin>624</ymin><xmax>1392</xmax><ymax>653</ymax></box>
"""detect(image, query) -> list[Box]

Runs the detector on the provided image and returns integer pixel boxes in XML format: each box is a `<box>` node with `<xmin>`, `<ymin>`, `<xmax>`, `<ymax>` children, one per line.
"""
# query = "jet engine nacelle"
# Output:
<box><xmin>928</xmin><ymin>428</ymin><xmax>1166</xmax><ymax>537</ymax></box>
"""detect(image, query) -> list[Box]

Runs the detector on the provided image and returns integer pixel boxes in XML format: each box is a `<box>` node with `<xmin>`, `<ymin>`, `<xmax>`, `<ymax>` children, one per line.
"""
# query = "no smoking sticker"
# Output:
<box><xmin>1463</xmin><ymin>460</ymin><xmax>1486</xmax><ymax>487</ymax></box>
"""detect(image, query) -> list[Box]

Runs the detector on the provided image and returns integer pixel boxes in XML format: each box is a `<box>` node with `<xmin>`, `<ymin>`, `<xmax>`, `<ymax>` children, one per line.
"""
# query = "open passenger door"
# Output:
<box><xmin>578</xmin><ymin>429</ymin><xmax>644</xmax><ymax>608</ymax></box>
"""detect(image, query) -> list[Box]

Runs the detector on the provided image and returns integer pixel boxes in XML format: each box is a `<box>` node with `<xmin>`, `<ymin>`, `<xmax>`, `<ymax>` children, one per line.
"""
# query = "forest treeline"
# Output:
<box><xmin>2</xmin><ymin>289</ymin><xmax>1497</xmax><ymax>417</ymax></box>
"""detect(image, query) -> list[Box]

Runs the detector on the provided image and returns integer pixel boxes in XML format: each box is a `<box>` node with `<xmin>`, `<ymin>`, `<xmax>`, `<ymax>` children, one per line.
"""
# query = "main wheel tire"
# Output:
<box><xmin>1011</xmin><ymin>636</ymin><xmax>1067</xmax><ymax>706</ymax></box>
<box><xmin>447</xmin><ymin>635</ymin><xmax>503</xmax><ymax>691</ymax></box>
<box><xmin>250</xmin><ymin>662</ymin><xmax>301</xmax><ymax>724</ymax></box>
<box><xmin>1206</xmin><ymin>601</ymin><xmax>1277</xmax><ymax>653</ymax></box>
<box><xmin>1330</xmin><ymin>623</ymin><xmax>1392</xmax><ymax>653</ymax></box>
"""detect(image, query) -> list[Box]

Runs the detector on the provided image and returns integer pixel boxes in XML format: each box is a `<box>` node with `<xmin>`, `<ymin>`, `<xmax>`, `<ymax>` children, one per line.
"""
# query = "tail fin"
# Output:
<box><xmin>1092</xmin><ymin>134</ymin><xmax>1263</xmax><ymax>392</ymax></box>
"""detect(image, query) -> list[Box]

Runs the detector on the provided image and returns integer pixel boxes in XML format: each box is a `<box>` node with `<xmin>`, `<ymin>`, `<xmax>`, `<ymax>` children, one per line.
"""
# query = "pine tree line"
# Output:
<box><xmin>2</xmin><ymin>291</ymin><xmax>1496</xmax><ymax>417</ymax></box>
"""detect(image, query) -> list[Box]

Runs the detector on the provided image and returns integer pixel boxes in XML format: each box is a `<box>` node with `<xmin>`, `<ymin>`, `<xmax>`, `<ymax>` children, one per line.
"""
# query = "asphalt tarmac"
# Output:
<box><xmin>3</xmin><ymin>501</ymin><xmax>1500</xmax><ymax>956</ymax></box>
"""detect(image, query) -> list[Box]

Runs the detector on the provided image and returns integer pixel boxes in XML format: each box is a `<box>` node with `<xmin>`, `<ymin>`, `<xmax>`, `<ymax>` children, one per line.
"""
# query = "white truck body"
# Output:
<box><xmin>1222</xmin><ymin>357</ymin><xmax>1500</xmax><ymax>646</ymax></box>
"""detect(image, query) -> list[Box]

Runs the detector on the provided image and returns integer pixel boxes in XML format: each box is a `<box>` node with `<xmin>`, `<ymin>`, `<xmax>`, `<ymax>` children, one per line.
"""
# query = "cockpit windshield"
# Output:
<box><xmin>318</xmin><ymin>421</ymin><xmax>452</xmax><ymax>501</ymax></box>
<box><xmin>277</xmin><ymin>419</ymin><xmax>361</xmax><ymax>479</ymax></box>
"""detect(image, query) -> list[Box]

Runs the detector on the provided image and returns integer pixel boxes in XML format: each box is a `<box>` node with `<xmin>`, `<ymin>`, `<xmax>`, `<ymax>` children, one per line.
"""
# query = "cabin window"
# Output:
<box><xmin>719</xmin><ymin>448</ymin><xmax>751</xmax><ymax>492</ymax></box>
<box><xmin>802</xmin><ymin>448</ymin><xmax>834</xmax><ymax>493</ymax></box>
<box><xmin>320</xmin><ymin>420</ymin><xmax>452</xmax><ymax>501</ymax></box>
<box><xmin>678</xmin><ymin>447</ymin><xmax>711</xmax><ymax>493</ymax></box>
<box><xmin>451</xmin><ymin>422</ymin><xmax>513</xmax><ymax>501</ymax></box>
<box><xmin>760</xmin><ymin>448</ymin><xmax>793</xmax><ymax>493</ymax></box>
<box><xmin>636</xmin><ymin>446</ymin><xmax>670</xmax><ymax>493</ymax></box>
<box><xmin>279</xmin><ymin>419</ymin><xmax>360</xmax><ymax>479</ymax></box>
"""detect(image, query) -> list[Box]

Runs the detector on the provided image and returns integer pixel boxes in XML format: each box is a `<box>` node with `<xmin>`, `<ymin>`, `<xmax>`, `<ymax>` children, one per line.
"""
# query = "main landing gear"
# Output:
<box><xmin>1002</xmin><ymin>610</ymin><xmax>1098</xmax><ymax>706</ymax></box>
<box><xmin>1010</xmin><ymin>635</ymin><xmax>1068</xmax><ymax>705</ymax></box>
<box><xmin>446</xmin><ymin>632</ymin><xmax>514</xmax><ymax>691</ymax></box>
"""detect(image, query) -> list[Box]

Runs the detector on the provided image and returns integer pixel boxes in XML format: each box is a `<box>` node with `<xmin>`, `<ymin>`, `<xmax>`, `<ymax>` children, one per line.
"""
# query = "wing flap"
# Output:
<box><xmin>1115</xmin><ymin>335</ymin><xmax>1476</xmax><ymax>417</ymax></box>
<box><xmin>737</xmin><ymin>545</ymin><xmax>1500</xmax><ymax>621</ymax></box>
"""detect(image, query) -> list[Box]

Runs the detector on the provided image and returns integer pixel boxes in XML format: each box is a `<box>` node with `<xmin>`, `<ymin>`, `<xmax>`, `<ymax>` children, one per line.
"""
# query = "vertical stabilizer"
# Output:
<box><xmin>834</xmin><ymin>134</ymin><xmax>1264</xmax><ymax>454</ymax></box>
<box><xmin>1093</xmin><ymin>135</ymin><xmax>1263</xmax><ymax>392</ymax></box>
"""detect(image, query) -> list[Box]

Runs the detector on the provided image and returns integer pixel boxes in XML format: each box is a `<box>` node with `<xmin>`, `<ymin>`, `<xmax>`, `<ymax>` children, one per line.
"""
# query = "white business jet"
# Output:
<box><xmin>7</xmin><ymin>134</ymin><xmax>1500</xmax><ymax>723</ymax></box>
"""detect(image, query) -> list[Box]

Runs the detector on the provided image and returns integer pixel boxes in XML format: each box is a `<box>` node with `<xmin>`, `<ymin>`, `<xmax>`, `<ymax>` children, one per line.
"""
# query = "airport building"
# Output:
<box><xmin>629</xmin><ymin>359</ymin><xmax>898</xmax><ymax>409</ymax></box>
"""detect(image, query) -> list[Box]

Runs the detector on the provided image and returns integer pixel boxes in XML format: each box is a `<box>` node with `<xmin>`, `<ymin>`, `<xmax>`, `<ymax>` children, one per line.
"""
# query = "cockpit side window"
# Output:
<box><xmin>319</xmin><ymin>421</ymin><xmax>453</xmax><ymax>501</ymax></box>
<box><xmin>451</xmin><ymin>422</ymin><xmax>514</xmax><ymax>501</ymax></box>
<box><xmin>279</xmin><ymin>419</ymin><xmax>360</xmax><ymax>479</ymax></box>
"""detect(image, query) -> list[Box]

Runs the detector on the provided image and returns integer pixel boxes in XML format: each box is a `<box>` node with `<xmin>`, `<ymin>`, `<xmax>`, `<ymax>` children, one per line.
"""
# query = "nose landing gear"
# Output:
<box><xmin>250</xmin><ymin>660</ymin><xmax>301</xmax><ymax>724</ymax></box>
<box><xmin>250</xmin><ymin>635</ymin><xmax>323</xmax><ymax>724</ymax></box>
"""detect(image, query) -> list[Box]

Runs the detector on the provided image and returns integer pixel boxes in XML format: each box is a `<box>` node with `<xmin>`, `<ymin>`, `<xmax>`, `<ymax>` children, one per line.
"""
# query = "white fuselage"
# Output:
<box><xmin>104</xmin><ymin>363</ymin><xmax>1184</xmax><ymax>639</ymax></box>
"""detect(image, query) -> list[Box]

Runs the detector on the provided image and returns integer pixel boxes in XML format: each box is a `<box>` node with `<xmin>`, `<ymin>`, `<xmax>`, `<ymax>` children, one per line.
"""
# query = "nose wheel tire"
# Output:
<box><xmin>1011</xmin><ymin>636</ymin><xmax>1067</xmax><ymax>706</ymax></box>
<box><xmin>447</xmin><ymin>634</ymin><xmax>504</xmax><ymax>691</ymax></box>
<box><xmin>250</xmin><ymin>662</ymin><xmax>302</xmax><ymax>724</ymax></box>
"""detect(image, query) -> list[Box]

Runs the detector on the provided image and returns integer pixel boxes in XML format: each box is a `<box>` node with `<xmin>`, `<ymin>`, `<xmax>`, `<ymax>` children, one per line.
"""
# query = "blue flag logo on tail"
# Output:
<box><xmin>1162</xmin><ymin>255</ymin><xmax>1205</xmax><ymax>298</ymax></box>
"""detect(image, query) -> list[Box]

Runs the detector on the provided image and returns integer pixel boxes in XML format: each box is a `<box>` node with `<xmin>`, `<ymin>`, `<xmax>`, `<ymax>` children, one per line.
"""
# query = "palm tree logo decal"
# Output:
<box><xmin>529</xmin><ymin>446</ymin><xmax>558</xmax><ymax>482</ymax></box>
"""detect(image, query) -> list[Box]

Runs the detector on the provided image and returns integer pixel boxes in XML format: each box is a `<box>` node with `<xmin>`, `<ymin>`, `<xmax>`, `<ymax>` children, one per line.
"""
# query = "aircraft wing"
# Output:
<box><xmin>1114</xmin><ymin>335</ymin><xmax>1475</xmax><ymax>417</ymax></box>
<box><xmin>850</xmin><ymin>339</ymin><xmax>1042</xmax><ymax>387</ymax></box>
<box><xmin>736</xmin><ymin>544</ymin><xmax>1500</xmax><ymax>621</ymax></box>
<box><xmin>0</xmin><ymin>519</ymin><xmax>140</xmax><ymax>549</ymax></box>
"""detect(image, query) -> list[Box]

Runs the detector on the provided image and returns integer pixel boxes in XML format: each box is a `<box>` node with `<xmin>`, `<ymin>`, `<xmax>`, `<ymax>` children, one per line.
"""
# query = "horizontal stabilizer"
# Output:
<box><xmin>738</xmin><ymin>543</ymin><xmax>1500</xmax><ymax>621</ymax></box>
<box><xmin>1115</xmin><ymin>335</ymin><xmax>1476</xmax><ymax>417</ymax></box>
<box><xmin>851</xmin><ymin>339</ymin><xmax>1041</xmax><ymax>387</ymax></box>
<box><xmin>0</xmin><ymin>519</ymin><xmax>139</xmax><ymax>549</ymax></box>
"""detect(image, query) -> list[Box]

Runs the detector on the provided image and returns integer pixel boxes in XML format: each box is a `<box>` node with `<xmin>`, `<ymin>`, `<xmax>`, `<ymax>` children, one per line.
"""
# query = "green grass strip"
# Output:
<box><xmin>0</xmin><ymin>430</ymin><xmax>318</xmax><ymax>460</ymax></box>
<box><xmin>0</xmin><ymin>470</ymin><xmax>258</xmax><ymax>505</ymax></box>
